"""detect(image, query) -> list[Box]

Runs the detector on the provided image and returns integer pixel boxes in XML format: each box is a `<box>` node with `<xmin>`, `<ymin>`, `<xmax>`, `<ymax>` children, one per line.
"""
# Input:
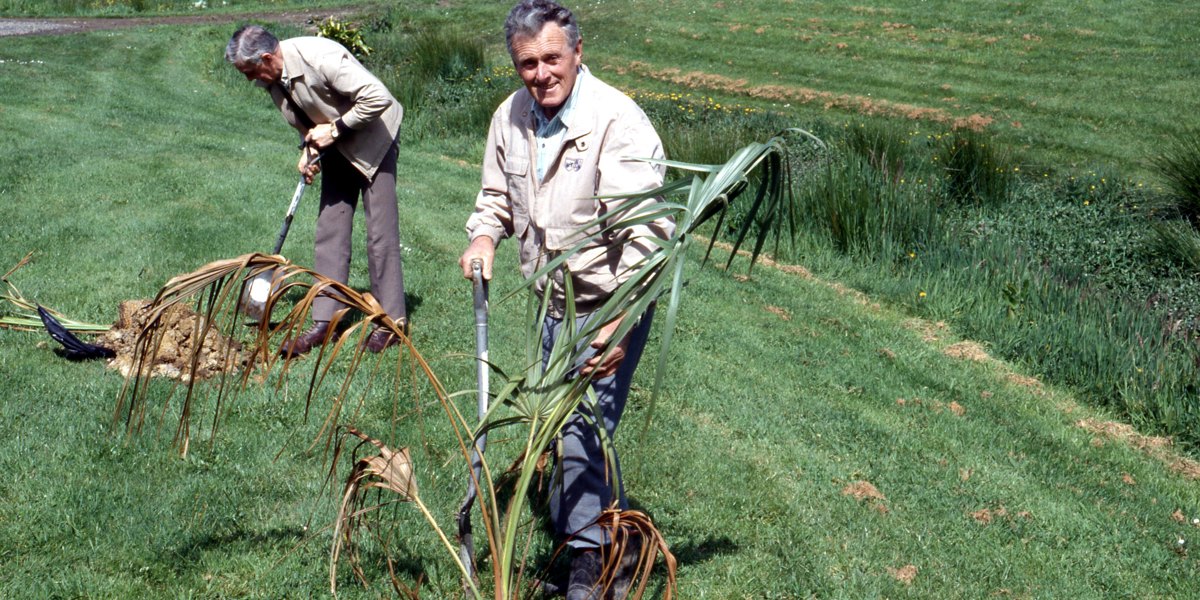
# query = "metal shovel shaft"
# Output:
<box><xmin>458</xmin><ymin>259</ymin><xmax>489</xmax><ymax>585</ymax></box>
<box><xmin>272</xmin><ymin>176</ymin><xmax>308</xmax><ymax>255</ymax></box>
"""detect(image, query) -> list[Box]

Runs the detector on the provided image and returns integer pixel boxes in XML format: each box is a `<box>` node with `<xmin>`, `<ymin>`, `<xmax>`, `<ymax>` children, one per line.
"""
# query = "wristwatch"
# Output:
<box><xmin>329</xmin><ymin>123</ymin><xmax>340</xmax><ymax>141</ymax></box>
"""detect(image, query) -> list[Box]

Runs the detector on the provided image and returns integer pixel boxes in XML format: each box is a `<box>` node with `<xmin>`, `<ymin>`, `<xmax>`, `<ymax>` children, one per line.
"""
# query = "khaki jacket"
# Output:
<box><xmin>261</xmin><ymin>37</ymin><xmax>402</xmax><ymax>179</ymax></box>
<box><xmin>466</xmin><ymin>68</ymin><xmax>675</xmax><ymax>315</ymax></box>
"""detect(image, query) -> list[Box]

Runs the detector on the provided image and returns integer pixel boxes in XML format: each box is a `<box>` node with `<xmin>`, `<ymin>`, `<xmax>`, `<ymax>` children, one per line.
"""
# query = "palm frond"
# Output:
<box><xmin>330</xmin><ymin>428</ymin><xmax>419</xmax><ymax>595</ymax></box>
<box><xmin>114</xmin><ymin>252</ymin><xmax>419</xmax><ymax>456</ymax></box>
<box><xmin>1</xmin><ymin>251</ymin><xmax>109</xmax><ymax>333</ymax></box>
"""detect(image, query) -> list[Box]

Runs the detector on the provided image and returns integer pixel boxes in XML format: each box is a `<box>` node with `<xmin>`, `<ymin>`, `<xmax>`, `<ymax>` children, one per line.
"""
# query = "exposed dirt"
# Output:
<box><xmin>943</xmin><ymin>340</ymin><xmax>990</xmax><ymax>362</ymax></box>
<box><xmin>101</xmin><ymin>299</ymin><xmax>245</xmax><ymax>382</ymax></box>
<box><xmin>0</xmin><ymin>7</ymin><xmax>358</xmax><ymax>37</ymax></box>
<box><xmin>841</xmin><ymin>479</ymin><xmax>889</xmax><ymax>514</ymax></box>
<box><xmin>887</xmin><ymin>564</ymin><xmax>918</xmax><ymax>585</ymax></box>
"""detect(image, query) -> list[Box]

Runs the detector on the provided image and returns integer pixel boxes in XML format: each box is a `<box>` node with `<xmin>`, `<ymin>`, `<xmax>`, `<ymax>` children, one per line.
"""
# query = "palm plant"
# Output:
<box><xmin>115</xmin><ymin>129</ymin><xmax>822</xmax><ymax>598</ymax></box>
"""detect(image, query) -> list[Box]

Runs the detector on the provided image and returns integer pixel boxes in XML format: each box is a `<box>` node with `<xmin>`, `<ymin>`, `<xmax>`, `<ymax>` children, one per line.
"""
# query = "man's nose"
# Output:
<box><xmin>535</xmin><ymin>62</ymin><xmax>551</xmax><ymax>82</ymax></box>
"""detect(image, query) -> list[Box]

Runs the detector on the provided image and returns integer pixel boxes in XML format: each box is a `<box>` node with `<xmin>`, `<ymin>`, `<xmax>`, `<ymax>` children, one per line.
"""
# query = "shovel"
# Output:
<box><xmin>241</xmin><ymin>152</ymin><xmax>323</xmax><ymax>321</ymax></box>
<box><xmin>457</xmin><ymin>258</ymin><xmax>489</xmax><ymax>586</ymax></box>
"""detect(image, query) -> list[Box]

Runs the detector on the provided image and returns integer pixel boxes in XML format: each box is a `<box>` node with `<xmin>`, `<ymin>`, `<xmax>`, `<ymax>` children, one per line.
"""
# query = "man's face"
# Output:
<box><xmin>511</xmin><ymin>23</ymin><xmax>582</xmax><ymax>118</ymax></box>
<box><xmin>235</xmin><ymin>52</ymin><xmax>283</xmax><ymax>85</ymax></box>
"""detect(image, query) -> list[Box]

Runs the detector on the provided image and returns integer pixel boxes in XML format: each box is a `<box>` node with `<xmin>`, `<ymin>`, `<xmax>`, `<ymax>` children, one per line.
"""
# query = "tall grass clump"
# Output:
<box><xmin>1151</xmin><ymin>129</ymin><xmax>1200</xmax><ymax>225</ymax></box>
<box><xmin>1147</xmin><ymin>130</ymin><xmax>1200</xmax><ymax>276</ymax></box>
<box><xmin>798</xmin><ymin>155</ymin><xmax>938</xmax><ymax>259</ymax></box>
<box><xmin>1148</xmin><ymin>221</ymin><xmax>1200</xmax><ymax>273</ymax></box>
<box><xmin>840</xmin><ymin>120</ymin><xmax>917</xmax><ymax>183</ymax></box>
<box><xmin>388</xmin><ymin>30</ymin><xmax>513</xmax><ymax>142</ymax></box>
<box><xmin>935</xmin><ymin>129</ymin><xmax>1015</xmax><ymax>206</ymax></box>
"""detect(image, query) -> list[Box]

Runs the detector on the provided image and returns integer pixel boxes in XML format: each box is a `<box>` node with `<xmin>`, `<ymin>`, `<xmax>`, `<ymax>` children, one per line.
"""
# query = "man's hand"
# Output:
<box><xmin>460</xmin><ymin>236</ymin><xmax>496</xmax><ymax>280</ymax></box>
<box><xmin>297</xmin><ymin>144</ymin><xmax>322</xmax><ymax>184</ymax></box>
<box><xmin>305</xmin><ymin>122</ymin><xmax>339</xmax><ymax>150</ymax></box>
<box><xmin>581</xmin><ymin>315</ymin><xmax>628</xmax><ymax>379</ymax></box>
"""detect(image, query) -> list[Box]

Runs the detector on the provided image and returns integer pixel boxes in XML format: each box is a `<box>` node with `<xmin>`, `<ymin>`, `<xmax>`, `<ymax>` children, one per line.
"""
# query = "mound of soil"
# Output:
<box><xmin>102</xmin><ymin>300</ymin><xmax>246</xmax><ymax>382</ymax></box>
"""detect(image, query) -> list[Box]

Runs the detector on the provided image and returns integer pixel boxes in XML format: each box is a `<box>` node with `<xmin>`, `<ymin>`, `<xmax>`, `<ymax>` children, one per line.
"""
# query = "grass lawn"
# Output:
<box><xmin>2</xmin><ymin>2</ymin><xmax>1200</xmax><ymax>598</ymax></box>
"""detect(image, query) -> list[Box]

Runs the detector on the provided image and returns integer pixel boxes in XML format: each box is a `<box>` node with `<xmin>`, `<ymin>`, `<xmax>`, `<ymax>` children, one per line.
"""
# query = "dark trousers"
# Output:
<box><xmin>543</xmin><ymin>307</ymin><xmax>656</xmax><ymax>549</ymax></box>
<box><xmin>312</xmin><ymin>140</ymin><xmax>406</xmax><ymax>322</ymax></box>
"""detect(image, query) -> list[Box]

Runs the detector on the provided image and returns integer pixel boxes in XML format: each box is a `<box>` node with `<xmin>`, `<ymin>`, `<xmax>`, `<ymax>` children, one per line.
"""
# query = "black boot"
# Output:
<box><xmin>609</xmin><ymin>533</ymin><xmax>643</xmax><ymax>600</ymax></box>
<box><xmin>566</xmin><ymin>548</ymin><xmax>603</xmax><ymax>600</ymax></box>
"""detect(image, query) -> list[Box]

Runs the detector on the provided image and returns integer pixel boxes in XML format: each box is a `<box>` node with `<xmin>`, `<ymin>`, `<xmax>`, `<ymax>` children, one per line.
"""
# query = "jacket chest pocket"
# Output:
<box><xmin>504</xmin><ymin>154</ymin><xmax>531</xmax><ymax>236</ymax></box>
<box><xmin>544</xmin><ymin>141</ymin><xmax>602</xmax><ymax>250</ymax></box>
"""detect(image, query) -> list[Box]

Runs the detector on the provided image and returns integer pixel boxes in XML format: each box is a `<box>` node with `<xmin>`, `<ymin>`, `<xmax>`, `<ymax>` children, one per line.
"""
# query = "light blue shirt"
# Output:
<box><xmin>532</xmin><ymin>67</ymin><xmax>586</xmax><ymax>182</ymax></box>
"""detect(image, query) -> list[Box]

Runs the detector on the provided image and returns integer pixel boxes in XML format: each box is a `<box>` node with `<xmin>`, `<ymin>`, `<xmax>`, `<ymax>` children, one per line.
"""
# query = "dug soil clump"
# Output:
<box><xmin>102</xmin><ymin>300</ymin><xmax>246</xmax><ymax>381</ymax></box>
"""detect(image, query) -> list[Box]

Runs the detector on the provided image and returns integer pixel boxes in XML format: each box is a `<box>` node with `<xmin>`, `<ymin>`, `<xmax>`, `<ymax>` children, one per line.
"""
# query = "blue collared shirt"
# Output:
<box><xmin>532</xmin><ymin>67</ymin><xmax>586</xmax><ymax>182</ymax></box>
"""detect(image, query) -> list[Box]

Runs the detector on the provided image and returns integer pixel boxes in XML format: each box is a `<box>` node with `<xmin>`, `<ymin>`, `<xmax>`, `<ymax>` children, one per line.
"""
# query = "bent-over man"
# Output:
<box><xmin>226</xmin><ymin>24</ymin><xmax>408</xmax><ymax>354</ymax></box>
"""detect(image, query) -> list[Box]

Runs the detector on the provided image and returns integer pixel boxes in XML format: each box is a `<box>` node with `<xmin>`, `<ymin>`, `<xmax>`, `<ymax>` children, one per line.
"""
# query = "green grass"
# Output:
<box><xmin>3</xmin><ymin>3</ymin><xmax>1200</xmax><ymax>598</ymax></box>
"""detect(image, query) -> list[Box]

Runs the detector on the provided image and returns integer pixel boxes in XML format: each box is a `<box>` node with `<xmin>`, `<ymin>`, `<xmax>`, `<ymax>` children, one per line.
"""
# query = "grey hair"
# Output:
<box><xmin>504</xmin><ymin>0</ymin><xmax>580</xmax><ymax>58</ymax></box>
<box><xmin>225</xmin><ymin>24</ymin><xmax>279</xmax><ymax>65</ymax></box>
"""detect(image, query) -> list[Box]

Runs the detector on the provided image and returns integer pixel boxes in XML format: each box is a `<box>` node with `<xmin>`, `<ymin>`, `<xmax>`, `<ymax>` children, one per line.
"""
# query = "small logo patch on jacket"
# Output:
<box><xmin>564</xmin><ymin>158</ymin><xmax>582</xmax><ymax>172</ymax></box>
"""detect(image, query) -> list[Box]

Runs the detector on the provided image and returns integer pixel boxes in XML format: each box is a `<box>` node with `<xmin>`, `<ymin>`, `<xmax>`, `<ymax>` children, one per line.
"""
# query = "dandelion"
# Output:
<box><xmin>908</xmin><ymin>251</ymin><xmax>916</xmax><ymax>259</ymax></box>
<box><xmin>919</xmin><ymin>291</ymin><xmax>927</xmax><ymax>298</ymax></box>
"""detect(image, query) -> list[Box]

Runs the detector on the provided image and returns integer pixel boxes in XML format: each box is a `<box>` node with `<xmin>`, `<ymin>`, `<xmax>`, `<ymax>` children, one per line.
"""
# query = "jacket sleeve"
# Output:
<box><xmin>466</xmin><ymin>107</ymin><xmax>516</xmax><ymax>245</ymax></box>
<box><xmin>320</xmin><ymin>50</ymin><xmax>394</xmax><ymax>130</ymax></box>
<box><xmin>596</xmin><ymin>105</ymin><xmax>675</xmax><ymax>286</ymax></box>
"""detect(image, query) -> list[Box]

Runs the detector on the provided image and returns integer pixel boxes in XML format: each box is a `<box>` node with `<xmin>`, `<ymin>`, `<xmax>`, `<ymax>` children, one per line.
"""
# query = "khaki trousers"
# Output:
<box><xmin>312</xmin><ymin>139</ymin><xmax>407</xmax><ymax>323</ymax></box>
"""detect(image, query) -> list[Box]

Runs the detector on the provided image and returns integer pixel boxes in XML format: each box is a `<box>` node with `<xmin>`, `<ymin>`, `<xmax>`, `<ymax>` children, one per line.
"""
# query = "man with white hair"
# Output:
<box><xmin>459</xmin><ymin>1</ymin><xmax>674</xmax><ymax>597</ymax></box>
<box><xmin>226</xmin><ymin>24</ymin><xmax>408</xmax><ymax>354</ymax></box>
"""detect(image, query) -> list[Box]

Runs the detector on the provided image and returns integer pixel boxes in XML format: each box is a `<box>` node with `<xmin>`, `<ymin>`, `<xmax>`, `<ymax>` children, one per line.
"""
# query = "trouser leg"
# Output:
<box><xmin>360</xmin><ymin>139</ymin><xmax>407</xmax><ymax>321</ymax></box>
<box><xmin>545</xmin><ymin>307</ymin><xmax>656</xmax><ymax>550</ymax></box>
<box><xmin>312</xmin><ymin>151</ymin><xmax>358</xmax><ymax>322</ymax></box>
<box><xmin>311</xmin><ymin>141</ymin><xmax>406</xmax><ymax>323</ymax></box>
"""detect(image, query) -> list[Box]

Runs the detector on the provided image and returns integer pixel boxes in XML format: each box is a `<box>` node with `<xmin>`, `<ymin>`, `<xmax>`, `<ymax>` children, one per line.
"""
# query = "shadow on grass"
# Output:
<box><xmin>173</xmin><ymin>525</ymin><xmax>427</xmax><ymax>589</ymax></box>
<box><xmin>173</xmin><ymin>525</ymin><xmax>307</xmax><ymax>562</ymax></box>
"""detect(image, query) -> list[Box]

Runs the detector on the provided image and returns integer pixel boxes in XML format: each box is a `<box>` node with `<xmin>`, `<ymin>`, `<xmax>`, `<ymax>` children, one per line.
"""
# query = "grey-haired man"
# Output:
<box><xmin>226</xmin><ymin>24</ymin><xmax>408</xmax><ymax>354</ymax></box>
<box><xmin>459</xmin><ymin>1</ymin><xmax>674</xmax><ymax>597</ymax></box>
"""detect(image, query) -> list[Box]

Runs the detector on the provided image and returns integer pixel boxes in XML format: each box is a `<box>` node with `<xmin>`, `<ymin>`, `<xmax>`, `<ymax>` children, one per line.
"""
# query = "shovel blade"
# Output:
<box><xmin>240</xmin><ymin>268</ymin><xmax>282</xmax><ymax>322</ymax></box>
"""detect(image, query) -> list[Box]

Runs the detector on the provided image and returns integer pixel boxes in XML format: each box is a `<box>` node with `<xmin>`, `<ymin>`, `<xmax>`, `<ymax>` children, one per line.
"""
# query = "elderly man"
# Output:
<box><xmin>226</xmin><ymin>24</ymin><xmax>408</xmax><ymax>355</ymax></box>
<box><xmin>458</xmin><ymin>1</ymin><xmax>674</xmax><ymax>597</ymax></box>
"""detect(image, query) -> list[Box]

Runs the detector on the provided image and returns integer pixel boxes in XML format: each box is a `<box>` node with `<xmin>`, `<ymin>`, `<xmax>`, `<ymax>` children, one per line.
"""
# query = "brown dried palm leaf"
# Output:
<box><xmin>593</xmin><ymin>509</ymin><xmax>677</xmax><ymax>600</ymax></box>
<box><xmin>113</xmin><ymin>253</ymin><xmax>432</xmax><ymax>458</ymax></box>
<box><xmin>330</xmin><ymin>428</ymin><xmax>418</xmax><ymax>594</ymax></box>
<box><xmin>536</xmin><ymin>509</ymin><xmax>676</xmax><ymax>599</ymax></box>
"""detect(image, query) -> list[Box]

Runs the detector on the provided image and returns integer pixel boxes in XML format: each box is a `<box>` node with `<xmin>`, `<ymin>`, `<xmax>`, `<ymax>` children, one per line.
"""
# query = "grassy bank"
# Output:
<box><xmin>2</xmin><ymin>3</ymin><xmax>1200</xmax><ymax>598</ymax></box>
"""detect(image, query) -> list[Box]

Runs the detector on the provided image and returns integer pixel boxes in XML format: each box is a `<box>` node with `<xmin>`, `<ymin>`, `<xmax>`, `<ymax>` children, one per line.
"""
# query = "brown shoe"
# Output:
<box><xmin>280</xmin><ymin>321</ymin><xmax>332</xmax><ymax>358</ymax></box>
<box><xmin>364</xmin><ymin>320</ymin><xmax>406</xmax><ymax>353</ymax></box>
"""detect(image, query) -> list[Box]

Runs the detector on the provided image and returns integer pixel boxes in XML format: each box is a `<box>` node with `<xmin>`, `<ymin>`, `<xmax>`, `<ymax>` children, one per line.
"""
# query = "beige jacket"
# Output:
<box><xmin>261</xmin><ymin>37</ymin><xmax>402</xmax><ymax>179</ymax></box>
<box><xmin>466</xmin><ymin>68</ymin><xmax>675</xmax><ymax>315</ymax></box>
